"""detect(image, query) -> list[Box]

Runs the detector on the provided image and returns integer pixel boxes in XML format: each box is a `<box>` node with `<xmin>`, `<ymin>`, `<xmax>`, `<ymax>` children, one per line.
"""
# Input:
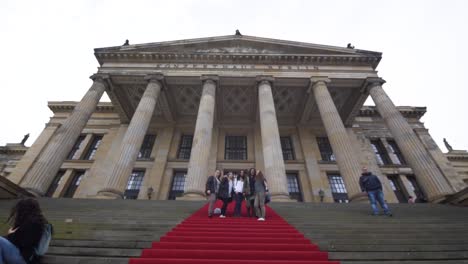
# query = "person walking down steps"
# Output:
<box><xmin>359</xmin><ymin>167</ymin><xmax>393</xmax><ymax>217</ymax></box>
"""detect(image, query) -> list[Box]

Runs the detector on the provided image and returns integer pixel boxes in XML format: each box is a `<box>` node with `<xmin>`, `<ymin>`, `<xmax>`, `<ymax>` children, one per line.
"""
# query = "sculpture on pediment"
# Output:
<box><xmin>123</xmin><ymin>39</ymin><xmax>129</xmax><ymax>46</ymax></box>
<box><xmin>235</xmin><ymin>29</ymin><xmax>242</xmax><ymax>36</ymax></box>
<box><xmin>347</xmin><ymin>43</ymin><xmax>355</xmax><ymax>49</ymax></box>
<box><xmin>21</xmin><ymin>133</ymin><xmax>30</xmax><ymax>145</ymax></box>
<box><xmin>443</xmin><ymin>138</ymin><xmax>453</xmax><ymax>152</ymax></box>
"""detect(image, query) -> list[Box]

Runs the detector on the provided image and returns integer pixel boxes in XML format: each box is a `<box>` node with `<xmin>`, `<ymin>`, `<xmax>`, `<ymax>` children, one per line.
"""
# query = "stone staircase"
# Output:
<box><xmin>0</xmin><ymin>198</ymin><xmax>467</xmax><ymax>263</ymax></box>
<box><xmin>271</xmin><ymin>202</ymin><xmax>468</xmax><ymax>264</ymax></box>
<box><xmin>0</xmin><ymin>198</ymin><xmax>204</xmax><ymax>264</ymax></box>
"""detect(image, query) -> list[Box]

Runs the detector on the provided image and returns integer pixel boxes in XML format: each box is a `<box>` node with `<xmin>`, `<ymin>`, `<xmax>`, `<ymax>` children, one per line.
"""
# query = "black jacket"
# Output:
<box><xmin>218</xmin><ymin>177</ymin><xmax>231</xmax><ymax>199</ymax></box>
<box><xmin>5</xmin><ymin>220</ymin><xmax>44</xmax><ymax>263</ymax></box>
<box><xmin>359</xmin><ymin>172</ymin><xmax>382</xmax><ymax>192</ymax></box>
<box><xmin>205</xmin><ymin>175</ymin><xmax>217</xmax><ymax>194</ymax></box>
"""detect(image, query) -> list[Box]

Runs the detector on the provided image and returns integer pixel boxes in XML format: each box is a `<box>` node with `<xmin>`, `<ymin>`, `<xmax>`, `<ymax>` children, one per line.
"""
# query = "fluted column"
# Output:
<box><xmin>366</xmin><ymin>77</ymin><xmax>453</xmax><ymax>201</ymax></box>
<box><xmin>257</xmin><ymin>76</ymin><xmax>290</xmax><ymax>201</ymax></box>
<box><xmin>311</xmin><ymin>77</ymin><xmax>363</xmax><ymax>200</ymax></box>
<box><xmin>183</xmin><ymin>75</ymin><xmax>218</xmax><ymax>200</ymax></box>
<box><xmin>20</xmin><ymin>74</ymin><xmax>108</xmax><ymax>195</ymax></box>
<box><xmin>97</xmin><ymin>74</ymin><xmax>163</xmax><ymax>198</ymax></box>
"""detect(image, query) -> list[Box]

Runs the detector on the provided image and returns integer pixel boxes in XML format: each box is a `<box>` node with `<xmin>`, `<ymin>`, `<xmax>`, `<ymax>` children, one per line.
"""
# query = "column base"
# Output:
<box><xmin>23</xmin><ymin>188</ymin><xmax>43</xmax><ymax>197</ymax></box>
<box><xmin>178</xmin><ymin>191</ymin><xmax>207</xmax><ymax>201</ymax></box>
<box><xmin>428</xmin><ymin>193</ymin><xmax>452</xmax><ymax>203</ymax></box>
<box><xmin>349</xmin><ymin>192</ymin><xmax>369</xmax><ymax>203</ymax></box>
<box><xmin>270</xmin><ymin>193</ymin><xmax>295</xmax><ymax>202</ymax></box>
<box><xmin>96</xmin><ymin>188</ymin><xmax>124</xmax><ymax>199</ymax></box>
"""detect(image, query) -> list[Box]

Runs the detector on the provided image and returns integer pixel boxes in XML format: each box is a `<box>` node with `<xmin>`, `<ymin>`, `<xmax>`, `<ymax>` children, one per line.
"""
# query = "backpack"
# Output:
<box><xmin>34</xmin><ymin>224</ymin><xmax>53</xmax><ymax>256</ymax></box>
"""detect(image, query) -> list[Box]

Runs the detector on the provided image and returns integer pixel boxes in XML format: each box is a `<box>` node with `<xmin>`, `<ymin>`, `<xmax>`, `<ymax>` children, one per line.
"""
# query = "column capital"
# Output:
<box><xmin>201</xmin><ymin>75</ymin><xmax>219</xmax><ymax>86</ymax></box>
<box><xmin>363</xmin><ymin>77</ymin><xmax>386</xmax><ymax>93</ymax></box>
<box><xmin>144</xmin><ymin>73</ymin><xmax>165</xmax><ymax>87</ymax></box>
<box><xmin>256</xmin><ymin>75</ymin><xmax>275</xmax><ymax>86</ymax></box>
<box><xmin>308</xmin><ymin>77</ymin><xmax>330</xmax><ymax>93</ymax></box>
<box><xmin>90</xmin><ymin>73</ymin><xmax>110</xmax><ymax>83</ymax></box>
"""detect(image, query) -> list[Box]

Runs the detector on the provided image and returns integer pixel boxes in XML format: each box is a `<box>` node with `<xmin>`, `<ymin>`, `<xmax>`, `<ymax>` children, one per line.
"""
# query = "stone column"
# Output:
<box><xmin>97</xmin><ymin>74</ymin><xmax>163</xmax><ymax>198</ymax></box>
<box><xmin>183</xmin><ymin>75</ymin><xmax>218</xmax><ymax>200</ymax></box>
<box><xmin>20</xmin><ymin>74</ymin><xmax>108</xmax><ymax>195</ymax></box>
<box><xmin>366</xmin><ymin>77</ymin><xmax>453</xmax><ymax>201</ymax></box>
<box><xmin>311</xmin><ymin>77</ymin><xmax>363</xmax><ymax>201</ymax></box>
<box><xmin>257</xmin><ymin>76</ymin><xmax>290</xmax><ymax>201</ymax></box>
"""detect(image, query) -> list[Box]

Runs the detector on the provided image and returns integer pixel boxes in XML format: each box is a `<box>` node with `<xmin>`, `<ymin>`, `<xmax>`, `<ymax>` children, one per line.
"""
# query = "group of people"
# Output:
<box><xmin>205</xmin><ymin>168</ymin><xmax>269</xmax><ymax>221</ymax></box>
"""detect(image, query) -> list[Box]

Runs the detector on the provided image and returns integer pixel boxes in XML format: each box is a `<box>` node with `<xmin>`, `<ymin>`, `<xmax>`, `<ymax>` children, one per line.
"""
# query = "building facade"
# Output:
<box><xmin>6</xmin><ymin>35</ymin><xmax>468</xmax><ymax>203</ymax></box>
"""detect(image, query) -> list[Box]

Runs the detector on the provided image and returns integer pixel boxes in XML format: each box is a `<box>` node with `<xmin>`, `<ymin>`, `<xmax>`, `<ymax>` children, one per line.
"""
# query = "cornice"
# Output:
<box><xmin>48</xmin><ymin>102</ymin><xmax>115</xmax><ymax>113</ymax></box>
<box><xmin>94</xmin><ymin>52</ymin><xmax>381</xmax><ymax>69</ymax></box>
<box><xmin>359</xmin><ymin>105</ymin><xmax>427</xmax><ymax>119</ymax></box>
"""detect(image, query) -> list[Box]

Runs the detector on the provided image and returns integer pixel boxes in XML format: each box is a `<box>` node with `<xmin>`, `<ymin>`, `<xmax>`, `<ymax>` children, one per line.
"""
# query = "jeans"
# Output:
<box><xmin>367</xmin><ymin>189</ymin><xmax>391</xmax><ymax>215</ymax></box>
<box><xmin>220</xmin><ymin>198</ymin><xmax>230</xmax><ymax>216</ymax></box>
<box><xmin>207</xmin><ymin>193</ymin><xmax>217</xmax><ymax>216</ymax></box>
<box><xmin>254</xmin><ymin>192</ymin><xmax>266</xmax><ymax>218</ymax></box>
<box><xmin>234</xmin><ymin>193</ymin><xmax>244</xmax><ymax>216</ymax></box>
<box><xmin>0</xmin><ymin>237</ymin><xmax>27</xmax><ymax>264</ymax></box>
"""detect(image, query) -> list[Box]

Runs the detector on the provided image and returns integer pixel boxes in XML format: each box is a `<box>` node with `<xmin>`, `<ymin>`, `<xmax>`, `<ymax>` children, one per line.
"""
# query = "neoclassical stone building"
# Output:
<box><xmin>6</xmin><ymin>35</ymin><xmax>468</xmax><ymax>203</ymax></box>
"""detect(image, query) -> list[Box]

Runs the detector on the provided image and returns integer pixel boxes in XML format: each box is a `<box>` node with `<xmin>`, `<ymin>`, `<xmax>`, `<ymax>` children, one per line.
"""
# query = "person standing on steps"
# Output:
<box><xmin>233</xmin><ymin>170</ymin><xmax>246</xmax><ymax>217</ymax></box>
<box><xmin>359</xmin><ymin>167</ymin><xmax>393</xmax><ymax>217</ymax></box>
<box><xmin>205</xmin><ymin>169</ymin><xmax>221</xmax><ymax>218</ymax></box>
<box><xmin>245</xmin><ymin>168</ymin><xmax>256</xmax><ymax>217</ymax></box>
<box><xmin>254</xmin><ymin>170</ymin><xmax>268</xmax><ymax>221</ymax></box>
<box><xmin>1</xmin><ymin>198</ymin><xmax>53</xmax><ymax>264</ymax></box>
<box><xmin>218</xmin><ymin>174</ymin><xmax>231</xmax><ymax>218</ymax></box>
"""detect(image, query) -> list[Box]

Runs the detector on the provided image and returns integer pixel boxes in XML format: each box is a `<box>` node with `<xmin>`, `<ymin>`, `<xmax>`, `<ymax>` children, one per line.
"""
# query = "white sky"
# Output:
<box><xmin>1</xmin><ymin>0</ymin><xmax>467</xmax><ymax>152</ymax></box>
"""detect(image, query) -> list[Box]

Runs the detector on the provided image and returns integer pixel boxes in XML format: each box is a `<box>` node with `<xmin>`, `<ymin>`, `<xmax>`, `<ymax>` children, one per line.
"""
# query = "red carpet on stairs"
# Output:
<box><xmin>129</xmin><ymin>200</ymin><xmax>340</xmax><ymax>264</ymax></box>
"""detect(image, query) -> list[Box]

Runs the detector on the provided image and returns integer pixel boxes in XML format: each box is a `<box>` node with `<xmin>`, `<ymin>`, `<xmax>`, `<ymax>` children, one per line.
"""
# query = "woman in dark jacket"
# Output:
<box><xmin>217</xmin><ymin>174</ymin><xmax>231</xmax><ymax>218</ymax></box>
<box><xmin>245</xmin><ymin>168</ymin><xmax>256</xmax><ymax>217</ymax></box>
<box><xmin>1</xmin><ymin>198</ymin><xmax>50</xmax><ymax>264</ymax></box>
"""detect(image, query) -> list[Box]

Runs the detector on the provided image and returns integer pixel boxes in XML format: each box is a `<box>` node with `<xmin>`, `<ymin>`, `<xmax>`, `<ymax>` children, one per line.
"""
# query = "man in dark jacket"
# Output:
<box><xmin>359</xmin><ymin>167</ymin><xmax>392</xmax><ymax>216</ymax></box>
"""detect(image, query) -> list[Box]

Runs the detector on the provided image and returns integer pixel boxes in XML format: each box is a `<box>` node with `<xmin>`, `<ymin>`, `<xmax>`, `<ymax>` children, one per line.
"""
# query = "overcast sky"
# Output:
<box><xmin>1</xmin><ymin>0</ymin><xmax>467</xmax><ymax>152</ymax></box>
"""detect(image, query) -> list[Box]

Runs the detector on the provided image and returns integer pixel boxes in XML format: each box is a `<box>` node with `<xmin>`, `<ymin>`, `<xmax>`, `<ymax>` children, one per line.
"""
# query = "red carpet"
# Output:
<box><xmin>129</xmin><ymin>200</ymin><xmax>340</xmax><ymax>264</ymax></box>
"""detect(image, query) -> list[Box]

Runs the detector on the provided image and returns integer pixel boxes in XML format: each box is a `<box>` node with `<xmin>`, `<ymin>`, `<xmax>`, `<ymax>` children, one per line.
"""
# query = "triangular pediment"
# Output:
<box><xmin>95</xmin><ymin>35</ymin><xmax>380</xmax><ymax>57</ymax></box>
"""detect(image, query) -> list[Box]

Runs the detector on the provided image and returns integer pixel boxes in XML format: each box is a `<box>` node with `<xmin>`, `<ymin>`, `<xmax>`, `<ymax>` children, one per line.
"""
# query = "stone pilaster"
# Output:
<box><xmin>183</xmin><ymin>75</ymin><xmax>218</xmax><ymax>200</ymax></box>
<box><xmin>366</xmin><ymin>77</ymin><xmax>454</xmax><ymax>201</ymax></box>
<box><xmin>311</xmin><ymin>77</ymin><xmax>363</xmax><ymax>201</ymax></box>
<box><xmin>257</xmin><ymin>76</ymin><xmax>290</xmax><ymax>201</ymax></box>
<box><xmin>20</xmin><ymin>74</ymin><xmax>108</xmax><ymax>195</ymax></box>
<box><xmin>97</xmin><ymin>74</ymin><xmax>163</xmax><ymax>198</ymax></box>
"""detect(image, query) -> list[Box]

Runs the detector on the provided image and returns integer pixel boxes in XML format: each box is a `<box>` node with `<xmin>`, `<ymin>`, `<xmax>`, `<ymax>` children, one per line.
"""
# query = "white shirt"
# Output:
<box><xmin>234</xmin><ymin>179</ymin><xmax>244</xmax><ymax>193</ymax></box>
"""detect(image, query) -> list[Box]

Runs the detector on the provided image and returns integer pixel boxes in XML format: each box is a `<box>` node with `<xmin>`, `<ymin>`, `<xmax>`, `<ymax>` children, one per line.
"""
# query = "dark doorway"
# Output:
<box><xmin>287</xmin><ymin>173</ymin><xmax>303</xmax><ymax>202</ymax></box>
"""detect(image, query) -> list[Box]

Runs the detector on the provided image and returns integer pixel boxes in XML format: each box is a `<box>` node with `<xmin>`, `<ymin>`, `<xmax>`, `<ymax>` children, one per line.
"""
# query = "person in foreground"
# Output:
<box><xmin>1</xmin><ymin>198</ymin><xmax>52</xmax><ymax>264</ymax></box>
<box><xmin>359</xmin><ymin>167</ymin><xmax>393</xmax><ymax>217</ymax></box>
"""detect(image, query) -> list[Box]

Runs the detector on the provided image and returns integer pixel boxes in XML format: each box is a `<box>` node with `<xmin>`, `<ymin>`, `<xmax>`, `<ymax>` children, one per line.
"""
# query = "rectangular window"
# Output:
<box><xmin>225</xmin><ymin>136</ymin><xmax>247</xmax><ymax>160</ymax></box>
<box><xmin>317</xmin><ymin>137</ymin><xmax>335</xmax><ymax>162</ymax></box>
<box><xmin>327</xmin><ymin>173</ymin><xmax>349</xmax><ymax>203</ymax></box>
<box><xmin>177</xmin><ymin>135</ymin><xmax>193</xmax><ymax>159</ymax></box>
<box><xmin>387</xmin><ymin>175</ymin><xmax>407</xmax><ymax>203</ymax></box>
<box><xmin>84</xmin><ymin>135</ymin><xmax>103</xmax><ymax>160</ymax></box>
<box><xmin>138</xmin><ymin>135</ymin><xmax>156</xmax><ymax>159</ymax></box>
<box><xmin>168</xmin><ymin>171</ymin><xmax>187</xmax><ymax>200</ymax></box>
<box><xmin>67</xmin><ymin>135</ymin><xmax>85</xmax><ymax>160</ymax></box>
<box><xmin>45</xmin><ymin>170</ymin><xmax>65</xmax><ymax>197</ymax></box>
<box><xmin>287</xmin><ymin>173</ymin><xmax>303</xmax><ymax>202</ymax></box>
<box><xmin>406</xmin><ymin>175</ymin><xmax>426</xmax><ymax>202</ymax></box>
<box><xmin>387</xmin><ymin>140</ymin><xmax>406</xmax><ymax>165</ymax></box>
<box><xmin>281</xmin><ymin>137</ymin><xmax>295</xmax><ymax>160</ymax></box>
<box><xmin>370</xmin><ymin>139</ymin><xmax>391</xmax><ymax>165</ymax></box>
<box><xmin>124</xmin><ymin>170</ymin><xmax>145</xmax><ymax>200</ymax></box>
<box><xmin>63</xmin><ymin>170</ymin><xmax>85</xmax><ymax>198</ymax></box>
